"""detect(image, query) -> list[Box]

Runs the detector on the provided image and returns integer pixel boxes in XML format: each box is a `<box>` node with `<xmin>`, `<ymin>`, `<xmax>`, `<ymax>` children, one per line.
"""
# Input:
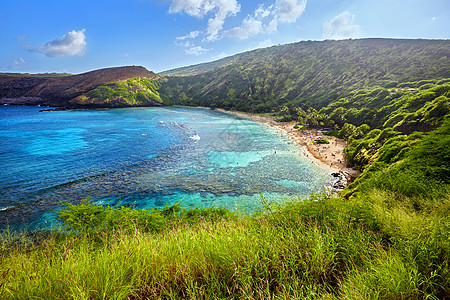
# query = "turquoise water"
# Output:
<box><xmin>0</xmin><ymin>106</ymin><xmax>329</xmax><ymax>230</ymax></box>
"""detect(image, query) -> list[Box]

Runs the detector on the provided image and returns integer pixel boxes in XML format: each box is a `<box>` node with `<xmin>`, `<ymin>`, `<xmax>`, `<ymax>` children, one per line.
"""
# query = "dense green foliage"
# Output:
<box><xmin>344</xmin><ymin>117</ymin><xmax>450</xmax><ymax>198</ymax></box>
<box><xmin>272</xmin><ymin>81</ymin><xmax>449</xmax><ymax>136</ymax></box>
<box><xmin>320</xmin><ymin>79</ymin><xmax>450</xmax><ymax>131</ymax></box>
<box><xmin>80</xmin><ymin>77</ymin><xmax>163</xmax><ymax>106</ymax></box>
<box><xmin>160</xmin><ymin>39</ymin><xmax>450</xmax><ymax>112</ymax></box>
<box><xmin>55</xmin><ymin>200</ymin><xmax>230</xmax><ymax>235</ymax></box>
<box><xmin>1</xmin><ymin>189</ymin><xmax>448</xmax><ymax>299</ymax></box>
<box><xmin>315</xmin><ymin>138</ymin><xmax>330</xmax><ymax>144</ymax></box>
<box><xmin>333</xmin><ymin>81</ymin><xmax>450</xmax><ymax>197</ymax></box>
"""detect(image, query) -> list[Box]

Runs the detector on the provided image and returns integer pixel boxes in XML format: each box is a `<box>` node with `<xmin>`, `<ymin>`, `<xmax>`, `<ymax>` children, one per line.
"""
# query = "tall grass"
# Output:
<box><xmin>1</xmin><ymin>191</ymin><xmax>447</xmax><ymax>299</ymax></box>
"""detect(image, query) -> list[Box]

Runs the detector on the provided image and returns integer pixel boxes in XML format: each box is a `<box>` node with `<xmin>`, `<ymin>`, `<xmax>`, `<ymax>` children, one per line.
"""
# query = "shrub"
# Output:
<box><xmin>56</xmin><ymin>200</ymin><xmax>232</xmax><ymax>235</ymax></box>
<box><xmin>315</xmin><ymin>138</ymin><xmax>330</xmax><ymax>144</ymax></box>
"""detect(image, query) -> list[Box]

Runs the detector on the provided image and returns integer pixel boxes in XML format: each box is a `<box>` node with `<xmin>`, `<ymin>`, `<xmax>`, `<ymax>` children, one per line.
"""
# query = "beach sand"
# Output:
<box><xmin>215</xmin><ymin>109</ymin><xmax>360</xmax><ymax>181</ymax></box>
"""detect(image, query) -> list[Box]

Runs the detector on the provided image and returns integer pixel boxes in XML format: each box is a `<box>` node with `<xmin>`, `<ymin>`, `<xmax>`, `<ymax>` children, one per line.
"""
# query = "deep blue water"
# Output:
<box><xmin>0</xmin><ymin>106</ymin><xmax>329</xmax><ymax>231</ymax></box>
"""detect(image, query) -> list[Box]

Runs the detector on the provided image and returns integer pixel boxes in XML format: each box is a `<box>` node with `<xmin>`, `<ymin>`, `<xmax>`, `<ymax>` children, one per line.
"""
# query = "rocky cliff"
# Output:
<box><xmin>0</xmin><ymin>66</ymin><xmax>163</xmax><ymax>108</ymax></box>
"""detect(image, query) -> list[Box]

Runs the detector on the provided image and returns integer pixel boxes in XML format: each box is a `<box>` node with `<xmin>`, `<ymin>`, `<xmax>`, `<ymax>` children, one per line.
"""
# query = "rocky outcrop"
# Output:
<box><xmin>329</xmin><ymin>171</ymin><xmax>356</xmax><ymax>191</ymax></box>
<box><xmin>330</xmin><ymin>172</ymin><xmax>348</xmax><ymax>190</ymax></box>
<box><xmin>0</xmin><ymin>66</ymin><xmax>161</xmax><ymax>108</ymax></box>
<box><xmin>393</xmin><ymin>121</ymin><xmax>438</xmax><ymax>135</ymax></box>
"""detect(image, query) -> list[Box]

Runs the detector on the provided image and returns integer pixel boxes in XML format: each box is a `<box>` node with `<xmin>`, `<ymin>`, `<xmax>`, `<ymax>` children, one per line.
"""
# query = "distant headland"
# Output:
<box><xmin>0</xmin><ymin>66</ymin><xmax>162</xmax><ymax>109</ymax></box>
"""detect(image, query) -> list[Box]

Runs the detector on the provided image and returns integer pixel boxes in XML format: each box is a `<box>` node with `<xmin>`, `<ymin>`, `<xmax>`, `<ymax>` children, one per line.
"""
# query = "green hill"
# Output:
<box><xmin>70</xmin><ymin>77</ymin><xmax>163</xmax><ymax>108</ymax></box>
<box><xmin>160</xmin><ymin>38</ymin><xmax>450</xmax><ymax>112</ymax></box>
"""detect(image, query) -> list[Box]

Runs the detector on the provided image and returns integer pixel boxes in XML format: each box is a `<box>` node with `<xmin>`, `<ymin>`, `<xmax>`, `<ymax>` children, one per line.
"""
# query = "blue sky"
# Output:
<box><xmin>1</xmin><ymin>0</ymin><xmax>449</xmax><ymax>74</ymax></box>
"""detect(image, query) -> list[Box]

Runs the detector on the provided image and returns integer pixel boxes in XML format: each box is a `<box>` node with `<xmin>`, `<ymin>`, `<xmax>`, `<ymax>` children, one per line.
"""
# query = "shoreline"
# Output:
<box><xmin>212</xmin><ymin>108</ymin><xmax>360</xmax><ymax>182</ymax></box>
<box><xmin>36</xmin><ymin>104</ymin><xmax>360</xmax><ymax>183</ymax></box>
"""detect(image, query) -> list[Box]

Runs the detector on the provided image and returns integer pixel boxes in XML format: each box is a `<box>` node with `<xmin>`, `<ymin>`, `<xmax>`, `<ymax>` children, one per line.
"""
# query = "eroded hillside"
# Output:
<box><xmin>0</xmin><ymin>66</ymin><xmax>162</xmax><ymax>108</ymax></box>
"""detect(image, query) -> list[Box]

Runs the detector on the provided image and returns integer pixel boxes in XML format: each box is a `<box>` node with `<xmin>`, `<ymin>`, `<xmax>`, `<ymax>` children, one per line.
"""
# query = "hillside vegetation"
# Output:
<box><xmin>160</xmin><ymin>39</ymin><xmax>450</xmax><ymax>112</ymax></box>
<box><xmin>70</xmin><ymin>77</ymin><xmax>164</xmax><ymax>108</ymax></box>
<box><xmin>320</xmin><ymin>79</ymin><xmax>450</xmax><ymax>131</ymax></box>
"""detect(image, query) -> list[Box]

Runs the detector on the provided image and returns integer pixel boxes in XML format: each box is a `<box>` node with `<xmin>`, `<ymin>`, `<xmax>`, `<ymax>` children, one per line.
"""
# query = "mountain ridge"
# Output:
<box><xmin>160</xmin><ymin>38</ymin><xmax>450</xmax><ymax>111</ymax></box>
<box><xmin>1</xmin><ymin>38</ymin><xmax>449</xmax><ymax>110</ymax></box>
<box><xmin>0</xmin><ymin>66</ymin><xmax>161</xmax><ymax>108</ymax></box>
<box><xmin>162</xmin><ymin>38</ymin><xmax>448</xmax><ymax>77</ymax></box>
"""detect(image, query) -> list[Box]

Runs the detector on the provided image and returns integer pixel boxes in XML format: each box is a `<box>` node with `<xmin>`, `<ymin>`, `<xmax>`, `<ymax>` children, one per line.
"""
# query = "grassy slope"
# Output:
<box><xmin>320</xmin><ymin>79</ymin><xmax>450</xmax><ymax>131</ymax></box>
<box><xmin>71</xmin><ymin>77</ymin><xmax>164</xmax><ymax>108</ymax></box>
<box><xmin>160</xmin><ymin>39</ymin><xmax>450</xmax><ymax>112</ymax></box>
<box><xmin>1</xmin><ymin>188</ymin><xmax>448</xmax><ymax>299</ymax></box>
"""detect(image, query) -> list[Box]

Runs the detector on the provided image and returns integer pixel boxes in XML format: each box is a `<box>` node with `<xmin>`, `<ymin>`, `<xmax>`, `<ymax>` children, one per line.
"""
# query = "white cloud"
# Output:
<box><xmin>224</xmin><ymin>4</ymin><xmax>277</xmax><ymax>40</ymax></box>
<box><xmin>14</xmin><ymin>34</ymin><xmax>27</xmax><ymax>41</ymax></box>
<box><xmin>225</xmin><ymin>17</ymin><xmax>263</xmax><ymax>39</ymax></box>
<box><xmin>36</xmin><ymin>29</ymin><xmax>87</xmax><ymax>58</ymax></box>
<box><xmin>174</xmin><ymin>32</ymin><xmax>208</xmax><ymax>55</ymax></box>
<box><xmin>206</xmin><ymin>1</ymin><xmax>241</xmax><ymax>41</ymax></box>
<box><xmin>186</xmin><ymin>41</ymin><xmax>196</xmax><ymax>48</ymax></box>
<box><xmin>211</xmin><ymin>52</ymin><xmax>228</xmax><ymax>60</ymax></box>
<box><xmin>176</xmin><ymin>40</ymin><xmax>194</xmax><ymax>48</ymax></box>
<box><xmin>176</xmin><ymin>30</ymin><xmax>201</xmax><ymax>40</ymax></box>
<box><xmin>169</xmin><ymin>0</ymin><xmax>240</xmax><ymax>41</ymax></box>
<box><xmin>185</xmin><ymin>45</ymin><xmax>210</xmax><ymax>55</ymax></box>
<box><xmin>265</xmin><ymin>18</ymin><xmax>278</xmax><ymax>33</ymax></box>
<box><xmin>257</xmin><ymin>39</ymin><xmax>275</xmax><ymax>48</ymax></box>
<box><xmin>322</xmin><ymin>11</ymin><xmax>359</xmax><ymax>39</ymax></box>
<box><xmin>255</xmin><ymin>4</ymin><xmax>272</xmax><ymax>19</ymax></box>
<box><xmin>10</xmin><ymin>57</ymin><xmax>27</xmax><ymax>69</ymax></box>
<box><xmin>223</xmin><ymin>0</ymin><xmax>306</xmax><ymax>41</ymax></box>
<box><xmin>275</xmin><ymin>0</ymin><xmax>307</xmax><ymax>23</ymax></box>
<box><xmin>171</xmin><ymin>0</ymin><xmax>308</xmax><ymax>49</ymax></box>
<box><xmin>169</xmin><ymin>0</ymin><xmax>215</xmax><ymax>17</ymax></box>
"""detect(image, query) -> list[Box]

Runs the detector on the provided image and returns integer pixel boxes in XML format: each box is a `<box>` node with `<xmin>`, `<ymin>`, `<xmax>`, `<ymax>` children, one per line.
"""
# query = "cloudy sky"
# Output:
<box><xmin>1</xmin><ymin>0</ymin><xmax>449</xmax><ymax>74</ymax></box>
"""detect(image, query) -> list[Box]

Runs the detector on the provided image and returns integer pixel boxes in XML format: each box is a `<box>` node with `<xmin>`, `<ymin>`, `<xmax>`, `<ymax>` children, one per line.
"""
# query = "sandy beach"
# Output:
<box><xmin>215</xmin><ymin>108</ymin><xmax>360</xmax><ymax>181</ymax></box>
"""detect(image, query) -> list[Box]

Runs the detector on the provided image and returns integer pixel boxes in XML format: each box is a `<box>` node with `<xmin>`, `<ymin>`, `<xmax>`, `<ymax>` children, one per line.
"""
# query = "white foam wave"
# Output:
<box><xmin>0</xmin><ymin>206</ymin><xmax>14</xmax><ymax>212</ymax></box>
<box><xmin>189</xmin><ymin>134</ymin><xmax>200</xmax><ymax>141</ymax></box>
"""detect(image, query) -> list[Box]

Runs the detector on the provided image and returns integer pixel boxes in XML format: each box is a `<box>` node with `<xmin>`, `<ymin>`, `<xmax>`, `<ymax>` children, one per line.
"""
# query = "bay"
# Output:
<box><xmin>0</xmin><ymin>106</ymin><xmax>329</xmax><ymax>230</ymax></box>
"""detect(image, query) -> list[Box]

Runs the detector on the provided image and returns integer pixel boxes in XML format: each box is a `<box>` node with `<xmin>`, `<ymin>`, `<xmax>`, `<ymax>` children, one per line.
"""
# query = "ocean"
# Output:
<box><xmin>0</xmin><ymin>106</ymin><xmax>329</xmax><ymax>231</ymax></box>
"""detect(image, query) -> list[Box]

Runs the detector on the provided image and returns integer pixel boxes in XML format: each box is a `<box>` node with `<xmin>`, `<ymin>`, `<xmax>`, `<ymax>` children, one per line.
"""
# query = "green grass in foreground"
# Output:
<box><xmin>1</xmin><ymin>190</ymin><xmax>448</xmax><ymax>299</ymax></box>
